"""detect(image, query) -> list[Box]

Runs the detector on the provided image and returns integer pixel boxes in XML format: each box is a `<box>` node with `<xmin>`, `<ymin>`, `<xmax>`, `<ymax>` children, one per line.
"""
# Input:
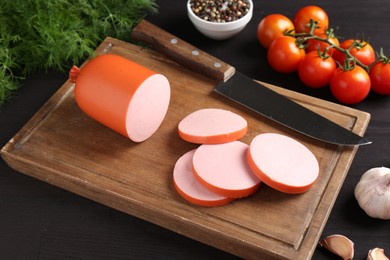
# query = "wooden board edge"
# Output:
<box><xmin>296</xmin><ymin>146</ymin><xmax>358</xmax><ymax>259</ymax></box>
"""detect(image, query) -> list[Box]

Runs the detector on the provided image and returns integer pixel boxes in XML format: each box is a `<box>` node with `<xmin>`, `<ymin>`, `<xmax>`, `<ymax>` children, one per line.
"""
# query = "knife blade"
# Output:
<box><xmin>131</xmin><ymin>20</ymin><xmax>371</xmax><ymax>146</ymax></box>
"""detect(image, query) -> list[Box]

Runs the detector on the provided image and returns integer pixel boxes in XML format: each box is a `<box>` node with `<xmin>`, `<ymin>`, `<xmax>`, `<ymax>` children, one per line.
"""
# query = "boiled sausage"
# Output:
<box><xmin>178</xmin><ymin>108</ymin><xmax>247</xmax><ymax>144</ymax></box>
<box><xmin>192</xmin><ymin>141</ymin><xmax>261</xmax><ymax>198</ymax></box>
<box><xmin>173</xmin><ymin>149</ymin><xmax>234</xmax><ymax>206</ymax></box>
<box><xmin>247</xmin><ymin>133</ymin><xmax>319</xmax><ymax>194</ymax></box>
<box><xmin>71</xmin><ymin>54</ymin><xmax>170</xmax><ymax>142</ymax></box>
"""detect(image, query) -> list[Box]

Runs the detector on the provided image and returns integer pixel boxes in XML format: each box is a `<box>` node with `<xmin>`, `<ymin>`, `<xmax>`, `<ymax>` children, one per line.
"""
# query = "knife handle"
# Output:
<box><xmin>131</xmin><ymin>20</ymin><xmax>235</xmax><ymax>82</ymax></box>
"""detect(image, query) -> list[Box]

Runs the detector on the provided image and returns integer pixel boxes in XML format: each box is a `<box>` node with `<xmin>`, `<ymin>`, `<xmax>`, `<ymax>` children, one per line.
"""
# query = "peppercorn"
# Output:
<box><xmin>189</xmin><ymin>0</ymin><xmax>250</xmax><ymax>23</ymax></box>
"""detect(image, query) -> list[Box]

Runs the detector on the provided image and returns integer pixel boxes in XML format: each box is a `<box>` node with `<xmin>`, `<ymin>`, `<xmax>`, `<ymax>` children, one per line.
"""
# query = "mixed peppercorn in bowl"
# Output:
<box><xmin>187</xmin><ymin>0</ymin><xmax>253</xmax><ymax>40</ymax></box>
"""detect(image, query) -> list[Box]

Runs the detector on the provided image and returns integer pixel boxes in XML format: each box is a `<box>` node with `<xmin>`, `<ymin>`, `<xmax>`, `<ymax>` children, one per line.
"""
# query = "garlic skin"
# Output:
<box><xmin>367</xmin><ymin>247</ymin><xmax>389</xmax><ymax>260</ymax></box>
<box><xmin>354</xmin><ymin>167</ymin><xmax>390</xmax><ymax>220</ymax></box>
<box><xmin>319</xmin><ymin>234</ymin><xmax>354</xmax><ymax>260</ymax></box>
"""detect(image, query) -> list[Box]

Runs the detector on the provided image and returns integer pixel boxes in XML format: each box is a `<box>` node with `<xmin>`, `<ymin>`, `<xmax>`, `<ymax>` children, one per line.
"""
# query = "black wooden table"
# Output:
<box><xmin>1</xmin><ymin>0</ymin><xmax>389</xmax><ymax>259</ymax></box>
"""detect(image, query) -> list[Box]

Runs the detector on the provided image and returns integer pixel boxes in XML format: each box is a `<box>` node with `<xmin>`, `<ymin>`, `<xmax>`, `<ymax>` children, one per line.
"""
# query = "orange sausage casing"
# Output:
<box><xmin>72</xmin><ymin>54</ymin><xmax>170</xmax><ymax>142</ymax></box>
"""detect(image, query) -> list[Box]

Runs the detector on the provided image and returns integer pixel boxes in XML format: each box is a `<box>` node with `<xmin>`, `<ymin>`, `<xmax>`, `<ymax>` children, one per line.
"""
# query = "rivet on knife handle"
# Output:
<box><xmin>132</xmin><ymin>20</ymin><xmax>235</xmax><ymax>82</ymax></box>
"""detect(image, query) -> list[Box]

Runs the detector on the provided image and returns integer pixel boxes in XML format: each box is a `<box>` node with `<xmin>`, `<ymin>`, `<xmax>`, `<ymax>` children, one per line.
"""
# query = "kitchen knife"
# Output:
<box><xmin>131</xmin><ymin>20</ymin><xmax>371</xmax><ymax>146</ymax></box>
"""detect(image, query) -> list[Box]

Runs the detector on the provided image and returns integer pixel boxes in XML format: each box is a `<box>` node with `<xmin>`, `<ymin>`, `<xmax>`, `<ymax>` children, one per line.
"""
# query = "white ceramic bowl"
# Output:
<box><xmin>187</xmin><ymin>0</ymin><xmax>253</xmax><ymax>40</ymax></box>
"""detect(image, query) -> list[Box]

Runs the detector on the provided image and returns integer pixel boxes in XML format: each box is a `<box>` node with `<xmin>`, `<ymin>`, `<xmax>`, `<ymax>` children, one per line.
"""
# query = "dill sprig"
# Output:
<box><xmin>0</xmin><ymin>0</ymin><xmax>158</xmax><ymax>106</ymax></box>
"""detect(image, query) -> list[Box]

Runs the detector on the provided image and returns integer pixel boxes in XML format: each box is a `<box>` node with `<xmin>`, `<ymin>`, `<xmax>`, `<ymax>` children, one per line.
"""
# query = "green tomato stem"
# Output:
<box><xmin>286</xmin><ymin>20</ymin><xmax>371</xmax><ymax>71</ymax></box>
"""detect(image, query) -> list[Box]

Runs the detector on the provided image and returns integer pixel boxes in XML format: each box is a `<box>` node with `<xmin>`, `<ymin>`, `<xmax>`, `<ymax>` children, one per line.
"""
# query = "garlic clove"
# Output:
<box><xmin>354</xmin><ymin>167</ymin><xmax>390</xmax><ymax>220</ymax></box>
<box><xmin>367</xmin><ymin>248</ymin><xmax>389</xmax><ymax>260</ymax></box>
<box><xmin>319</xmin><ymin>234</ymin><xmax>354</xmax><ymax>260</ymax></box>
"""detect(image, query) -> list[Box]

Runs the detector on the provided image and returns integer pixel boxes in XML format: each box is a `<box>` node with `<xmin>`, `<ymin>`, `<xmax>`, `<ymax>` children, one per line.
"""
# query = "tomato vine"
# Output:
<box><xmin>285</xmin><ymin>19</ymin><xmax>377</xmax><ymax>72</ymax></box>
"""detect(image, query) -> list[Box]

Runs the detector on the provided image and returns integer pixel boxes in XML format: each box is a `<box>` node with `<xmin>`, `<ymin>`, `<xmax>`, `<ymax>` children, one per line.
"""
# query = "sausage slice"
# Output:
<box><xmin>173</xmin><ymin>149</ymin><xmax>234</xmax><ymax>206</ymax></box>
<box><xmin>178</xmin><ymin>108</ymin><xmax>247</xmax><ymax>144</ymax></box>
<box><xmin>192</xmin><ymin>141</ymin><xmax>261</xmax><ymax>198</ymax></box>
<box><xmin>247</xmin><ymin>133</ymin><xmax>319</xmax><ymax>194</ymax></box>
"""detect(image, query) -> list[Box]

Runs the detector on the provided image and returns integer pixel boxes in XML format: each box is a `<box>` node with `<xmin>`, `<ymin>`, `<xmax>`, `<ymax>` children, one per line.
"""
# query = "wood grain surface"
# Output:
<box><xmin>1</xmin><ymin>38</ymin><xmax>370</xmax><ymax>259</ymax></box>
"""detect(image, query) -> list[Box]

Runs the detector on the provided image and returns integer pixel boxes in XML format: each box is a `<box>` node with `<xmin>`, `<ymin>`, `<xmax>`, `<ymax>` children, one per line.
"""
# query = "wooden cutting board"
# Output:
<box><xmin>1</xmin><ymin>37</ymin><xmax>370</xmax><ymax>259</ymax></box>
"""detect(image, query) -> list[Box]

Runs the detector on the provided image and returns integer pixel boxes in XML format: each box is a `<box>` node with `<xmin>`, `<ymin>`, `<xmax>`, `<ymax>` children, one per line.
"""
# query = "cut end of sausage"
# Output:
<box><xmin>173</xmin><ymin>149</ymin><xmax>235</xmax><ymax>207</ymax></box>
<box><xmin>178</xmin><ymin>108</ymin><xmax>247</xmax><ymax>144</ymax></box>
<box><xmin>126</xmin><ymin>74</ymin><xmax>170</xmax><ymax>142</ymax></box>
<box><xmin>247</xmin><ymin>133</ymin><xmax>319</xmax><ymax>194</ymax></box>
<box><xmin>192</xmin><ymin>141</ymin><xmax>261</xmax><ymax>198</ymax></box>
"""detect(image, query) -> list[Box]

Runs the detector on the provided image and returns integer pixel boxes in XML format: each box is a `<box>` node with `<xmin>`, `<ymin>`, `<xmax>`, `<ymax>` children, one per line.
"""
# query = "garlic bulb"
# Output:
<box><xmin>354</xmin><ymin>167</ymin><xmax>390</xmax><ymax>220</ymax></box>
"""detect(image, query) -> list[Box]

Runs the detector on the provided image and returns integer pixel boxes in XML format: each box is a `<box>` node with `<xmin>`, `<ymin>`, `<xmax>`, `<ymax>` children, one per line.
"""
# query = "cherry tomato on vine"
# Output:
<box><xmin>330</xmin><ymin>66</ymin><xmax>371</xmax><ymax>104</ymax></box>
<box><xmin>257</xmin><ymin>14</ymin><xmax>295</xmax><ymax>49</ymax></box>
<box><xmin>305</xmin><ymin>34</ymin><xmax>339</xmax><ymax>56</ymax></box>
<box><xmin>267</xmin><ymin>36</ymin><xmax>305</xmax><ymax>73</ymax></box>
<box><xmin>298</xmin><ymin>51</ymin><xmax>336</xmax><ymax>88</ymax></box>
<box><xmin>333</xmin><ymin>39</ymin><xmax>375</xmax><ymax>67</ymax></box>
<box><xmin>293</xmin><ymin>5</ymin><xmax>329</xmax><ymax>35</ymax></box>
<box><xmin>369</xmin><ymin>61</ymin><xmax>390</xmax><ymax>95</ymax></box>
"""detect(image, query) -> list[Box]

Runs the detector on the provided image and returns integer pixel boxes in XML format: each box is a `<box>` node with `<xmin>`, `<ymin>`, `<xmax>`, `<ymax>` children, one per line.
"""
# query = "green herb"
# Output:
<box><xmin>0</xmin><ymin>0</ymin><xmax>158</xmax><ymax>106</ymax></box>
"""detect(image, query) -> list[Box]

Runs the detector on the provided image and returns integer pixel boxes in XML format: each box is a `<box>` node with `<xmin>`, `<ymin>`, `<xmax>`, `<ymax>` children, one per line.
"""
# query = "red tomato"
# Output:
<box><xmin>330</xmin><ymin>66</ymin><xmax>371</xmax><ymax>104</ymax></box>
<box><xmin>305</xmin><ymin>34</ymin><xmax>339</xmax><ymax>56</ymax></box>
<box><xmin>293</xmin><ymin>5</ymin><xmax>329</xmax><ymax>35</ymax></box>
<box><xmin>369</xmin><ymin>61</ymin><xmax>390</xmax><ymax>95</ymax></box>
<box><xmin>333</xmin><ymin>39</ymin><xmax>375</xmax><ymax>67</ymax></box>
<box><xmin>257</xmin><ymin>14</ymin><xmax>295</xmax><ymax>49</ymax></box>
<box><xmin>267</xmin><ymin>36</ymin><xmax>305</xmax><ymax>73</ymax></box>
<box><xmin>298</xmin><ymin>51</ymin><xmax>336</xmax><ymax>88</ymax></box>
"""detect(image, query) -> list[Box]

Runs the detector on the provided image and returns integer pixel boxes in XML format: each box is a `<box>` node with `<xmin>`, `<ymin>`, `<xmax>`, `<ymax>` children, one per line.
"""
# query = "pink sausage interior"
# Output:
<box><xmin>192</xmin><ymin>141</ymin><xmax>261</xmax><ymax>198</ymax></box>
<box><xmin>178</xmin><ymin>108</ymin><xmax>247</xmax><ymax>144</ymax></box>
<box><xmin>248</xmin><ymin>133</ymin><xmax>319</xmax><ymax>193</ymax></box>
<box><xmin>173</xmin><ymin>149</ymin><xmax>234</xmax><ymax>206</ymax></box>
<box><xmin>126</xmin><ymin>74</ymin><xmax>170</xmax><ymax>142</ymax></box>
